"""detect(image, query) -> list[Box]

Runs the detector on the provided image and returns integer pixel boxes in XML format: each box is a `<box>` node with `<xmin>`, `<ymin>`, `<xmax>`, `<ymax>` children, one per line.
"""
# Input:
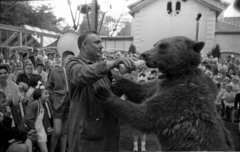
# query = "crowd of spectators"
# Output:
<box><xmin>0</xmin><ymin>46</ymin><xmax>240</xmax><ymax>152</ymax></box>
<box><xmin>199</xmin><ymin>54</ymin><xmax>240</xmax><ymax>134</ymax></box>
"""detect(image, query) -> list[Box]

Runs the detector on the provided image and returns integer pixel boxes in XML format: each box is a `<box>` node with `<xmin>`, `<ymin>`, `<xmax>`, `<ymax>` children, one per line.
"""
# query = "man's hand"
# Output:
<box><xmin>0</xmin><ymin>112</ymin><xmax>3</xmax><ymax>122</ymax></box>
<box><xmin>19</xmin><ymin>82</ymin><xmax>29</xmax><ymax>91</ymax></box>
<box><xmin>114</xmin><ymin>57</ymin><xmax>137</xmax><ymax>70</ymax></box>
<box><xmin>106</xmin><ymin>57</ymin><xmax>137</xmax><ymax>72</ymax></box>
<box><xmin>28</xmin><ymin>129</ymin><xmax>39</xmax><ymax>142</ymax></box>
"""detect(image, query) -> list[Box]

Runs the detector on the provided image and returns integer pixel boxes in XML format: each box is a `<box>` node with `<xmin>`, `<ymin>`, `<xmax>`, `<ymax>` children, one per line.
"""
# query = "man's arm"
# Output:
<box><xmin>16</xmin><ymin>73</ymin><xmax>23</xmax><ymax>85</ymax></box>
<box><xmin>66</xmin><ymin>60</ymin><xmax>109</xmax><ymax>87</ymax></box>
<box><xmin>45</xmin><ymin>70</ymin><xmax>55</xmax><ymax>97</ymax></box>
<box><xmin>66</xmin><ymin>57</ymin><xmax>136</xmax><ymax>87</ymax></box>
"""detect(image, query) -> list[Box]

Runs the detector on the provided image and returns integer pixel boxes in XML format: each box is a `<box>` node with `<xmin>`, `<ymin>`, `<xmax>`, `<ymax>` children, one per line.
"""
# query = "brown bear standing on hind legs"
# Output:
<box><xmin>93</xmin><ymin>36</ymin><xmax>235</xmax><ymax>151</ymax></box>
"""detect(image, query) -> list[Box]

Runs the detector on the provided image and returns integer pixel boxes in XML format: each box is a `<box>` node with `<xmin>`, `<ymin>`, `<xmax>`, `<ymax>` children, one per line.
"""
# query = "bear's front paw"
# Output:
<box><xmin>112</xmin><ymin>76</ymin><xmax>124</xmax><ymax>89</ymax></box>
<box><xmin>93</xmin><ymin>86</ymin><xmax>111</xmax><ymax>104</ymax></box>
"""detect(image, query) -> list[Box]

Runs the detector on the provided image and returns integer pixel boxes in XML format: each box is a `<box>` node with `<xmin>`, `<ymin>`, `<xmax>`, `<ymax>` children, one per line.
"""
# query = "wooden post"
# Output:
<box><xmin>19</xmin><ymin>32</ymin><xmax>22</xmax><ymax>46</ymax></box>
<box><xmin>91</xmin><ymin>0</ymin><xmax>98</xmax><ymax>31</ymax></box>
<box><xmin>40</xmin><ymin>35</ymin><xmax>43</xmax><ymax>47</ymax></box>
<box><xmin>0</xmin><ymin>30</ymin><xmax>2</xmax><ymax>45</ymax></box>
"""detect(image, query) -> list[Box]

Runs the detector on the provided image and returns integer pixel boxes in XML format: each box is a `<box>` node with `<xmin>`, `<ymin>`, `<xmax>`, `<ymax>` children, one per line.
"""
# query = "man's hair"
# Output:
<box><xmin>62</xmin><ymin>51</ymin><xmax>74</xmax><ymax>59</ymax></box>
<box><xmin>22</xmin><ymin>52</ymin><xmax>29</xmax><ymax>59</ymax></box>
<box><xmin>0</xmin><ymin>64</ymin><xmax>10</xmax><ymax>73</ymax></box>
<box><xmin>28</xmin><ymin>74</ymin><xmax>42</xmax><ymax>88</ymax></box>
<box><xmin>37</xmin><ymin>63</ymin><xmax>44</xmax><ymax>67</ymax></box>
<box><xmin>78</xmin><ymin>30</ymin><xmax>98</xmax><ymax>49</ymax></box>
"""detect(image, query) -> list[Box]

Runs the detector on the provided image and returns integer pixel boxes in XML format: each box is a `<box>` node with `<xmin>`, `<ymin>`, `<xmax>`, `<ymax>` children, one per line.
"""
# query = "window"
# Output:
<box><xmin>176</xmin><ymin>1</ymin><xmax>181</xmax><ymax>15</ymax></box>
<box><xmin>167</xmin><ymin>2</ymin><xmax>172</xmax><ymax>15</ymax></box>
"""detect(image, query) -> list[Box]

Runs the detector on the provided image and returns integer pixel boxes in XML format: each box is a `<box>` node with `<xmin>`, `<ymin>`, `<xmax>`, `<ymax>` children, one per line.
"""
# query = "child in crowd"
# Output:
<box><xmin>230</xmin><ymin>76</ymin><xmax>240</xmax><ymax>95</ymax></box>
<box><xmin>215</xmin><ymin>83</ymin><xmax>226</xmax><ymax>115</ymax></box>
<box><xmin>25</xmin><ymin>74</ymin><xmax>42</xmax><ymax>104</ymax></box>
<box><xmin>222</xmin><ymin>84</ymin><xmax>235</xmax><ymax>119</ymax></box>
<box><xmin>19</xmin><ymin>82</ymin><xmax>52</xmax><ymax>152</ymax></box>
<box><xmin>132</xmin><ymin>72</ymin><xmax>148</xmax><ymax>152</ymax></box>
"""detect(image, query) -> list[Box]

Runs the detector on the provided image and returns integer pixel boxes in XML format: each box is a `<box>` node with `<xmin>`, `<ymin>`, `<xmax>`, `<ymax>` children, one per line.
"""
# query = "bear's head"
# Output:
<box><xmin>141</xmin><ymin>36</ymin><xmax>204</xmax><ymax>77</ymax></box>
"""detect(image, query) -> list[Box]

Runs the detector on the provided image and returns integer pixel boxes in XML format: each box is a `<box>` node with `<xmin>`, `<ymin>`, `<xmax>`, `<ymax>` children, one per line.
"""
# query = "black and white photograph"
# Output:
<box><xmin>0</xmin><ymin>0</ymin><xmax>240</xmax><ymax>151</ymax></box>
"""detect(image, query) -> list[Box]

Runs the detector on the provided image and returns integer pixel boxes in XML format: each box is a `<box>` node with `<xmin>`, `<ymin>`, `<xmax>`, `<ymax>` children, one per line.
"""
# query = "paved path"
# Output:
<box><xmin>119</xmin><ymin>120</ymin><xmax>240</xmax><ymax>151</ymax></box>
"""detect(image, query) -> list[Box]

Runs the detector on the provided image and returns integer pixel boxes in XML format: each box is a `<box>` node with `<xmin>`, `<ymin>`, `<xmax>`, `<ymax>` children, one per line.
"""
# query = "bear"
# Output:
<box><xmin>93</xmin><ymin>36</ymin><xmax>235</xmax><ymax>151</ymax></box>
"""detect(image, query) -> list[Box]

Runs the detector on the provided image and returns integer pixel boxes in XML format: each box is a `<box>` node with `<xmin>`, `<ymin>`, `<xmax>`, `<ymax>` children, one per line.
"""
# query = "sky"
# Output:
<box><xmin>31</xmin><ymin>0</ymin><xmax>240</xmax><ymax>27</ymax></box>
<box><xmin>31</xmin><ymin>0</ymin><xmax>138</xmax><ymax>27</ymax></box>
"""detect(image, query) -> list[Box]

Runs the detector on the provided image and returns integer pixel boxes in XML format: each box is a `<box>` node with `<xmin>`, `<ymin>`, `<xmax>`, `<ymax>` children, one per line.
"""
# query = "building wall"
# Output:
<box><xmin>215</xmin><ymin>33</ymin><xmax>240</xmax><ymax>56</ymax></box>
<box><xmin>101</xmin><ymin>37</ymin><xmax>133</xmax><ymax>53</ymax></box>
<box><xmin>131</xmin><ymin>0</ymin><xmax>217</xmax><ymax>54</ymax></box>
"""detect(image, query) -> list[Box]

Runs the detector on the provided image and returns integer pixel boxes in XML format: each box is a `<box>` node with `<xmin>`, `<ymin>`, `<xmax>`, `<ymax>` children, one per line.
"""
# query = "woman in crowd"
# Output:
<box><xmin>0</xmin><ymin>64</ymin><xmax>28</xmax><ymax>152</ymax></box>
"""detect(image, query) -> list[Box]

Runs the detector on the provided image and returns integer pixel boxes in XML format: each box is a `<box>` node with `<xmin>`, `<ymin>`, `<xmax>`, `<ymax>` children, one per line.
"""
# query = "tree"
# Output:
<box><xmin>79</xmin><ymin>12</ymin><xmax>116</xmax><ymax>36</ymax></box>
<box><xmin>78</xmin><ymin>9</ymin><xmax>130</xmax><ymax>36</ymax></box>
<box><xmin>0</xmin><ymin>2</ymin><xmax>65</xmax><ymax>33</ymax></box>
<box><xmin>117</xmin><ymin>21</ymin><xmax>131</xmax><ymax>36</ymax></box>
<box><xmin>79</xmin><ymin>15</ymin><xmax>91</xmax><ymax>34</ymax></box>
<box><xmin>128</xmin><ymin>44</ymin><xmax>136</xmax><ymax>54</ymax></box>
<box><xmin>211</xmin><ymin>44</ymin><xmax>221</xmax><ymax>59</ymax></box>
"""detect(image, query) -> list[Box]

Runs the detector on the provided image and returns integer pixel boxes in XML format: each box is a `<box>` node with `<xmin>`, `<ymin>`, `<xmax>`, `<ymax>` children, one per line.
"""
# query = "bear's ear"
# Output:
<box><xmin>193</xmin><ymin>42</ymin><xmax>205</xmax><ymax>53</ymax></box>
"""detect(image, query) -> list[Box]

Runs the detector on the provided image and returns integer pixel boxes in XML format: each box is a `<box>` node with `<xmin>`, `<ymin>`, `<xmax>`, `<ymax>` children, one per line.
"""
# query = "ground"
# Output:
<box><xmin>119</xmin><ymin>120</ymin><xmax>240</xmax><ymax>151</ymax></box>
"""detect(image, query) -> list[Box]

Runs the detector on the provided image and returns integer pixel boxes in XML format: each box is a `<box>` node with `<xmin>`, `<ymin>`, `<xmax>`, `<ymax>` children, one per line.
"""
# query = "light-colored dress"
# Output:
<box><xmin>35</xmin><ymin>108</ymin><xmax>47</xmax><ymax>142</ymax></box>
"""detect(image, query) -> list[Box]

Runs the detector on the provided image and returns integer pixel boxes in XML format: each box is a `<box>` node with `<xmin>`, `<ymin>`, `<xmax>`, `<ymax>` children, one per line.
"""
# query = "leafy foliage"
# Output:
<box><xmin>0</xmin><ymin>2</ymin><xmax>64</xmax><ymax>33</ymax></box>
<box><xmin>117</xmin><ymin>21</ymin><xmax>131</xmax><ymax>36</ymax></box>
<box><xmin>211</xmin><ymin>44</ymin><xmax>221</xmax><ymax>59</ymax></box>
<box><xmin>128</xmin><ymin>44</ymin><xmax>136</xmax><ymax>54</ymax></box>
<box><xmin>79</xmin><ymin>11</ymin><xmax>131</xmax><ymax>36</ymax></box>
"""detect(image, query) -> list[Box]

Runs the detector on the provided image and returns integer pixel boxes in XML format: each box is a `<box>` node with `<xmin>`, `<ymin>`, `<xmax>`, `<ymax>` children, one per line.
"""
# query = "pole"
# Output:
<box><xmin>195</xmin><ymin>21</ymin><xmax>199</xmax><ymax>42</ymax></box>
<box><xmin>91</xmin><ymin>0</ymin><xmax>98</xmax><ymax>31</ymax></box>
<box><xmin>195</xmin><ymin>13</ymin><xmax>202</xmax><ymax>42</ymax></box>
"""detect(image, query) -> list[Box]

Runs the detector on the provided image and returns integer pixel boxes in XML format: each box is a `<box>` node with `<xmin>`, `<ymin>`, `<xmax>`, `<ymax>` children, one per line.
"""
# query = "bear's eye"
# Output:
<box><xmin>159</xmin><ymin>43</ymin><xmax>167</xmax><ymax>49</ymax></box>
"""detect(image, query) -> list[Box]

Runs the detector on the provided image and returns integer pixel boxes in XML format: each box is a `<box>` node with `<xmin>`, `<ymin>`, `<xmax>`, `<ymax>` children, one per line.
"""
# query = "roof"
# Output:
<box><xmin>0</xmin><ymin>23</ymin><xmax>60</xmax><ymax>47</ymax></box>
<box><xmin>23</xmin><ymin>25</ymin><xmax>61</xmax><ymax>36</ymax></box>
<box><xmin>221</xmin><ymin>17</ymin><xmax>240</xmax><ymax>26</ymax></box>
<box><xmin>128</xmin><ymin>0</ymin><xmax>230</xmax><ymax>16</ymax></box>
<box><xmin>215</xmin><ymin>20</ymin><xmax>240</xmax><ymax>33</ymax></box>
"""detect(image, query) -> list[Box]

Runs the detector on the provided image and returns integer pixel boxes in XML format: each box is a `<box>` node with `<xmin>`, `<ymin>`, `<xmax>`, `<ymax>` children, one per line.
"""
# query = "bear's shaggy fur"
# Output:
<box><xmin>94</xmin><ymin>36</ymin><xmax>235</xmax><ymax>151</ymax></box>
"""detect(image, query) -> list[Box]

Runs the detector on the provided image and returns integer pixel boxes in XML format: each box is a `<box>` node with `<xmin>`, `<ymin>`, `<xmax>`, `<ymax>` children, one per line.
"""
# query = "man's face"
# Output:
<box><xmin>12</xmin><ymin>54</ymin><xmax>17</xmax><ymax>61</ymax></box>
<box><xmin>226</xmin><ymin>86</ymin><xmax>232</xmax><ymax>93</ymax></box>
<box><xmin>83</xmin><ymin>34</ymin><xmax>103</xmax><ymax>61</ymax></box>
<box><xmin>25</xmin><ymin>64</ymin><xmax>33</xmax><ymax>74</ymax></box>
<box><xmin>0</xmin><ymin>69</ymin><xmax>9</xmax><ymax>82</ymax></box>
<box><xmin>37</xmin><ymin>65</ymin><xmax>43</xmax><ymax>73</ymax></box>
<box><xmin>48</xmin><ymin>55</ymin><xmax>52</xmax><ymax>60</ymax></box>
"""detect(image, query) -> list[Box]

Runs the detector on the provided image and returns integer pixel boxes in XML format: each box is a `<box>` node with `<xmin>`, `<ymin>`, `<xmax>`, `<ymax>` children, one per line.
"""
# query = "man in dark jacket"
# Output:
<box><xmin>65</xmin><ymin>31</ymin><xmax>136</xmax><ymax>152</ymax></box>
<box><xmin>47</xmin><ymin>51</ymin><xmax>74</xmax><ymax>152</ymax></box>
